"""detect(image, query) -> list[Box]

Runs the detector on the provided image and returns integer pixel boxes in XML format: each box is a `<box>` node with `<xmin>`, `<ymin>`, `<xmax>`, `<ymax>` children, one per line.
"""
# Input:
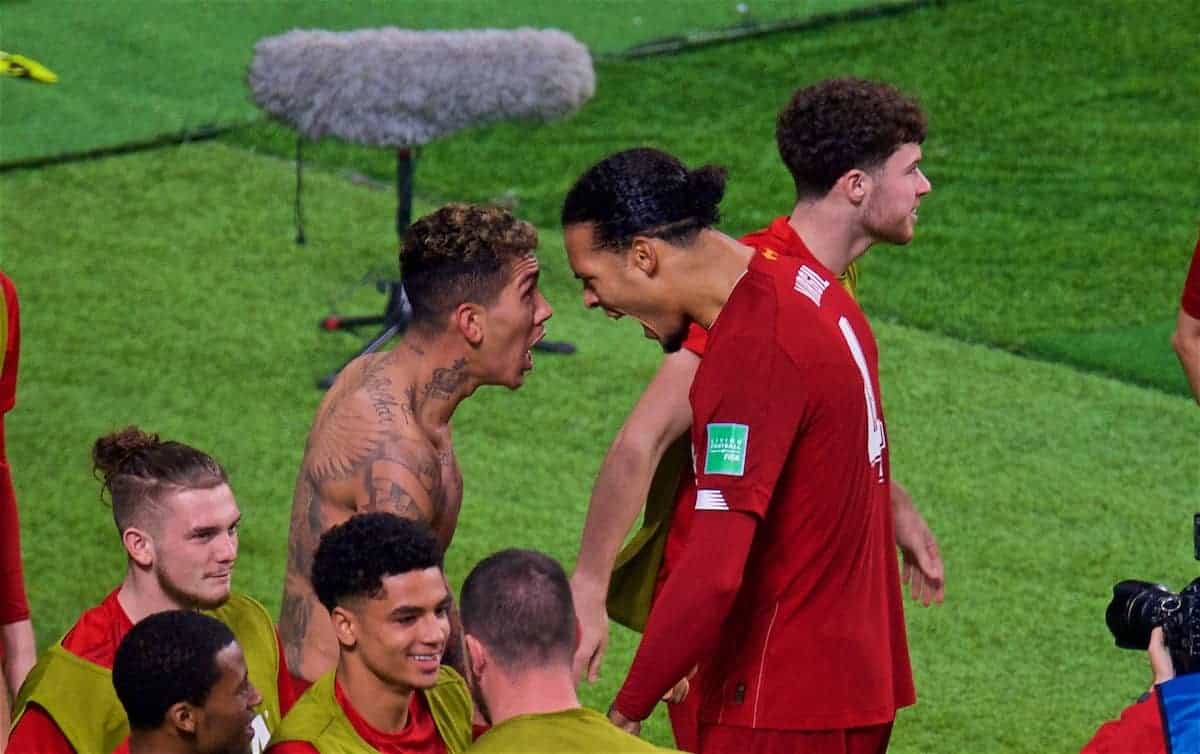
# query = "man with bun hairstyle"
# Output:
<box><xmin>8</xmin><ymin>426</ymin><xmax>298</xmax><ymax>754</ymax></box>
<box><xmin>281</xmin><ymin>203</ymin><xmax>553</xmax><ymax>685</ymax></box>
<box><xmin>460</xmin><ymin>548</ymin><xmax>679</xmax><ymax>753</ymax></box>
<box><xmin>560</xmin><ymin>77</ymin><xmax>931</xmax><ymax>754</ymax></box>
<box><xmin>113</xmin><ymin>610</ymin><xmax>264</xmax><ymax>754</ymax></box>
<box><xmin>567</xmin><ymin>77</ymin><xmax>942</xmax><ymax>752</ymax></box>
<box><xmin>1172</xmin><ymin>232</ymin><xmax>1200</xmax><ymax>403</ymax></box>
<box><xmin>268</xmin><ymin>513</ymin><xmax>472</xmax><ymax>754</ymax></box>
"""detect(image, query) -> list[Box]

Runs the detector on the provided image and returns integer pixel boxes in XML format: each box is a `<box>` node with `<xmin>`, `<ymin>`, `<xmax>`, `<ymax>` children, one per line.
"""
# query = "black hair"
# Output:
<box><xmin>312</xmin><ymin>512</ymin><xmax>444</xmax><ymax>612</ymax></box>
<box><xmin>560</xmin><ymin>147</ymin><xmax>726</xmax><ymax>250</ymax></box>
<box><xmin>112</xmin><ymin>610</ymin><xmax>236</xmax><ymax>730</ymax></box>
<box><xmin>460</xmin><ymin>549</ymin><xmax>575</xmax><ymax>671</ymax></box>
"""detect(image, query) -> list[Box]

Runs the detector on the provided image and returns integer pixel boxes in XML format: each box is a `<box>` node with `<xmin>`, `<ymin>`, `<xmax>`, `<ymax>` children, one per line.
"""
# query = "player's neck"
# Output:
<box><xmin>337</xmin><ymin>661</ymin><xmax>416</xmax><ymax>733</ymax></box>
<box><xmin>394</xmin><ymin>334</ymin><xmax>474</xmax><ymax>429</ymax></box>
<box><xmin>681</xmin><ymin>231</ymin><xmax>755</xmax><ymax>330</ymax></box>
<box><xmin>129</xmin><ymin>730</ymin><xmax>191</xmax><ymax>754</ymax></box>
<box><xmin>787</xmin><ymin>202</ymin><xmax>873</xmax><ymax>276</ymax></box>
<box><xmin>118</xmin><ymin>570</ymin><xmax>197</xmax><ymax>625</ymax></box>
<box><xmin>483</xmin><ymin>666</ymin><xmax>580</xmax><ymax>728</ymax></box>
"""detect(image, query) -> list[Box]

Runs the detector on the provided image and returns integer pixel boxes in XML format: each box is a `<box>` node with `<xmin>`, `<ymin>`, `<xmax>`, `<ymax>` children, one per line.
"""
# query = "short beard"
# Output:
<box><xmin>157</xmin><ymin>569</ymin><xmax>229</xmax><ymax>611</ymax></box>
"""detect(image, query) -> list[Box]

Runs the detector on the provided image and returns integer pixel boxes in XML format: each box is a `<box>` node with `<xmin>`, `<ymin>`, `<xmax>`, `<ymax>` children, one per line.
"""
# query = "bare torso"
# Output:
<box><xmin>280</xmin><ymin>349</ymin><xmax>464</xmax><ymax>680</ymax></box>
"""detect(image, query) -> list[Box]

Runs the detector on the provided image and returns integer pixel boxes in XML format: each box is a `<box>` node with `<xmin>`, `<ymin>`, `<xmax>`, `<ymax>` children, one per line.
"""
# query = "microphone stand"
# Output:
<box><xmin>313</xmin><ymin>147</ymin><xmax>574</xmax><ymax>390</ymax></box>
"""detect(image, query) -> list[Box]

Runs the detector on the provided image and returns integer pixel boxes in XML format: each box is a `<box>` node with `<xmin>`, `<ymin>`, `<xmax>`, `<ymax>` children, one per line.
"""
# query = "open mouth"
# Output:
<box><xmin>409</xmin><ymin>651</ymin><xmax>443</xmax><ymax>672</ymax></box>
<box><xmin>523</xmin><ymin>329</ymin><xmax>546</xmax><ymax>370</ymax></box>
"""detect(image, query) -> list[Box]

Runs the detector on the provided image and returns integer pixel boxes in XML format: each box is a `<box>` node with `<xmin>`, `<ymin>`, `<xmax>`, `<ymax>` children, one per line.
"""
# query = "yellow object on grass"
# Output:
<box><xmin>0</xmin><ymin>51</ymin><xmax>58</xmax><ymax>83</ymax></box>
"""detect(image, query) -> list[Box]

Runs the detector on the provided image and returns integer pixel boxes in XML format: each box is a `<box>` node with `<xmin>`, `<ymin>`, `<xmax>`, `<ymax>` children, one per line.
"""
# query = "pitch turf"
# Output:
<box><xmin>3</xmin><ymin>0</ymin><xmax>1200</xmax><ymax>750</ymax></box>
<box><xmin>2</xmin><ymin>142</ymin><xmax>1198</xmax><ymax>752</ymax></box>
<box><xmin>0</xmin><ymin>0</ymin><xmax>896</xmax><ymax>164</ymax></box>
<box><xmin>223</xmin><ymin>0</ymin><xmax>1200</xmax><ymax>396</ymax></box>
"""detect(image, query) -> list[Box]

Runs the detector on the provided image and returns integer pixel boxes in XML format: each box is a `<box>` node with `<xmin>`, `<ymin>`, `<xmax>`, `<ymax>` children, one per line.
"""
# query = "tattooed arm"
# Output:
<box><xmin>355</xmin><ymin>440</ymin><xmax>442</xmax><ymax>523</ymax></box>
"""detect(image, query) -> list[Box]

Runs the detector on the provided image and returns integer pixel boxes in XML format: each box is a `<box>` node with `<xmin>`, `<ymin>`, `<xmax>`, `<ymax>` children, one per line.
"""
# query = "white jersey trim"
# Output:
<box><xmin>695</xmin><ymin>489</ymin><xmax>730</xmax><ymax>511</ymax></box>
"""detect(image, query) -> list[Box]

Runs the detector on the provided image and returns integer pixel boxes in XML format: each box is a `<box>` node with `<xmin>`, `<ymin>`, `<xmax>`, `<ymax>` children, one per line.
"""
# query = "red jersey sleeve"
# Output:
<box><xmin>1080</xmin><ymin>692</ymin><xmax>1165</xmax><ymax>753</ymax></box>
<box><xmin>1</xmin><ymin>272</ymin><xmax>19</xmax><ymax>415</ymax></box>
<box><xmin>0</xmin><ymin>455</ymin><xmax>30</xmax><ymax>625</ymax></box>
<box><xmin>690</xmin><ymin>326</ymin><xmax>809</xmax><ymax>519</ymax></box>
<box><xmin>1181</xmin><ymin>236</ymin><xmax>1200</xmax><ymax>319</ymax></box>
<box><xmin>7</xmin><ymin>704</ymin><xmax>78</xmax><ymax>754</ymax></box>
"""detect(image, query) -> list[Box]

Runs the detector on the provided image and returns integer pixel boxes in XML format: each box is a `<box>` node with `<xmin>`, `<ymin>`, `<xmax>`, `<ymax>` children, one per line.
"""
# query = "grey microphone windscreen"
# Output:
<box><xmin>248</xmin><ymin>27</ymin><xmax>596</xmax><ymax>147</ymax></box>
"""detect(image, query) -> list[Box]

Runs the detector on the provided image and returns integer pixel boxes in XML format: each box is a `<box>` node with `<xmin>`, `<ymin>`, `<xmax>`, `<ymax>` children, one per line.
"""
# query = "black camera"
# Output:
<box><xmin>1106</xmin><ymin>578</ymin><xmax>1200</xmax><ymax>675</ymax></box>
<box><xmin>1104</xmin><ymin>514</ymin><xmax>1200</xmax><ymax>676</ymax></box>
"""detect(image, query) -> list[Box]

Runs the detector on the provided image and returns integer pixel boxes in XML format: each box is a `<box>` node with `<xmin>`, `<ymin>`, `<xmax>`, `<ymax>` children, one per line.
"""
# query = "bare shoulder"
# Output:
<box><xmin>303</xmin><ymin>351</ymin><xmax>417</xmax><ymax>484</ymax></box>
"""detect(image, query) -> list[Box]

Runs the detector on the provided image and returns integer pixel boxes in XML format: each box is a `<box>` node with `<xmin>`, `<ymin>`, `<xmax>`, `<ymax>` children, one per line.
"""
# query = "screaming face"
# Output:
<box><xmin>563</xmin><ymin>224</ymin><xmax>690</xmax><ymax>354</ymax></box>
<box><xmin>478</xmin><ymin>254</ymin><xmax>553</xmax><ymax>388</ymax></box>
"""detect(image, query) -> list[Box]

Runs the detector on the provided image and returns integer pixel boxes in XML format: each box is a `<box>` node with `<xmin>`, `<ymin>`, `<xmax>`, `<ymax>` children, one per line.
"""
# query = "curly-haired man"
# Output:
<box><xmin>269</xmin><ymin>513</ymin><xmax>472</xmax><ymax>754</ymax></box>
<box><xmin>281</xmin><ymin>204</ymin><xmax>553</xmax><ymax>686</ymax></box>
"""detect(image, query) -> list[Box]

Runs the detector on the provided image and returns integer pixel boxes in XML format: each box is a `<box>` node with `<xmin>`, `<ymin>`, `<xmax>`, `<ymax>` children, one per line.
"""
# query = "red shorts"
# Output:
<box><xmin>699</xmin><ymin>721</ymin><xmax>894</xmax><ymax>754</ymax></box>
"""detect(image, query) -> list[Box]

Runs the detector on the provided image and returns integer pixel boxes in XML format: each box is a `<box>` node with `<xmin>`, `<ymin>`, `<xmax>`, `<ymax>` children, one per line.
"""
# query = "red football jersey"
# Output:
<box><xmin>9</xmin><ymin>589</ymin><xmax>299</xmax><ymax>754</ymax></box>
<box><xmin>687</xmin><ymin>246</ymin><xmax>914</xmax><ymax>730</ymax></box>
<box><xmin>1181</xmin><ymin>236</ymin><xmax>1200</xmax><ymax>319</ymax></box>
<box><xmin>660</xmin><ymin>217</ymin><xmax>815</xmax><ymax>588</ymax></box>
<box><xmin>267</xmin><ymin>679</ymin><xmax>447</xmax><ymax>754</ymax></box>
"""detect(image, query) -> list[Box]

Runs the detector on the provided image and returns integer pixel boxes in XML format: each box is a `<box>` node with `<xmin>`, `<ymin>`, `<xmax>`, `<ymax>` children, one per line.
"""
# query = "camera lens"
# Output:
<box><xmin>1106</xmin><ymin>580</ymin><xmax>1174</xmax><ymax>651</ymax></box>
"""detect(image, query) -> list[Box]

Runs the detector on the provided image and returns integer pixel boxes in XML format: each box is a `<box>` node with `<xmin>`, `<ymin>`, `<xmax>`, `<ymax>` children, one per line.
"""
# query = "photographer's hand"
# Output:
<box><xmin>1148</xmin><ymin>626</ymin><xmax>1175</xmax><ymax>689</ymax></box>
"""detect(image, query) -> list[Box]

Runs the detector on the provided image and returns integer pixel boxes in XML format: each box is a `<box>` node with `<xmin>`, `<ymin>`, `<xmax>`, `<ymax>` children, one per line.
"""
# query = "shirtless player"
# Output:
<box><xmin>280</xmin><ymin>203</ymin><xmax>553</xmax><ymax>683</ymax></box>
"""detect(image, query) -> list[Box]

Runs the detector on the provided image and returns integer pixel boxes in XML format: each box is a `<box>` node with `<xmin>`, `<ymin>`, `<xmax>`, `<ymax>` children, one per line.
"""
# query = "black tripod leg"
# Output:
<box><xmin>533</xmin><ymin>339</ymin><xmax>577</xmax><ymax>354</ymax></box>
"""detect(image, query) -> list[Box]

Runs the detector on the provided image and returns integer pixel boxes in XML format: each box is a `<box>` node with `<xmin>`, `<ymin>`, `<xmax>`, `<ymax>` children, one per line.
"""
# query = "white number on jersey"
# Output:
<box><xmin>837</xmin><ymin>317</ymin><xmax>887</xmax><ymax>481</ymax></box>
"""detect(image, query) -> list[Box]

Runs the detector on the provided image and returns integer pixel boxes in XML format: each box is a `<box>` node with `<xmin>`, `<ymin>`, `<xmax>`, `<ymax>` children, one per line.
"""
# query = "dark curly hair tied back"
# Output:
<box><xmin>561</xmin><ymin>147</ymin><xmax>727</xmax><ymax>251</ymax></box>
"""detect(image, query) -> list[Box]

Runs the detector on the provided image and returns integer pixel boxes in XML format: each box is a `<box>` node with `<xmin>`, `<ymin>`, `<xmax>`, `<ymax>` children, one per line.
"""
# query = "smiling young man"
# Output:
<box><xmin>8</xmin><ymin>426</ymin><xmax>295</xmax><ymax>754</ymax></box>
<box><xmin>114</xmin><ymin>610</ymin><xmax>264</xmax><ymax>754</ymax></box>
<box><xmin>560</xmin><ymin>78</ymin><xmax>931</xmax><ymax>754</ymax></box>
<box><xmin>281</xmin><ymin>204</ymin><xmax>553</xmax><ymax>685</ymax></box>
<box><xmin>268</xmin><ymin>513</ymin><xmax>472</xmax><ymax>754</ymax></box>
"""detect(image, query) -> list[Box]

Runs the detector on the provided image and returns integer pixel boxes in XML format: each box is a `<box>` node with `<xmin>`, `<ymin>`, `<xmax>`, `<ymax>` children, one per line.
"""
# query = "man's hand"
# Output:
<box><xmin>661</xmin><ymin>674</ymin><xmax>691</xmax><ymax>704</ymax></box>
<box><xmin>607</xmin><ymin>705</ymin><xmax>642</xmax><ymax>737</ymax></box>
<box><xmin>1149</xmin><ymin>627</ymin><xmax>1175</xmax><ymax>689</ymax></box>
<box><xmin>570</xmin><ymin>574</ymin><xmax>610</xmax><ymax>683</ymax></box>
<box><xmin>892</xmin><ymin>482</ymin><xmax>945</xmax><ymax>606</ymax></box>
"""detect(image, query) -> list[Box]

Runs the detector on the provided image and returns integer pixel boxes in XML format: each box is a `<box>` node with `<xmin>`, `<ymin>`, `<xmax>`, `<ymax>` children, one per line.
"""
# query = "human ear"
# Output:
<box><xmin>167</xmin><ymin>701</ymin><xmax>198</xmax><ymax>734</ymax></box>
<box><xmin>331</xmin><ymin>606</ymin><xmax>358</xmax><ymax>649</ymax></box>
<box><xmin>464</xmin><ymin>634</ymin><xmax>487</xmax><ymax>680</ymax></box>
<box><xmin>122</xmin><ymin>527</ymin><xmax>155</xmax><ymax>568</ymax></box>
<box><xmin>630</xmin><ymin>237</ymin><xmax>659</xmax><ymax>276</ymax></box>
<box><xmin>838</xmin><ymin>169</ymin><xmax>870</xmax><ymax>206</ymax></box>
<box><xmin>454</xmin><ymin>303</ymin><xmax>485</xmax><ymax>346</ymax></box>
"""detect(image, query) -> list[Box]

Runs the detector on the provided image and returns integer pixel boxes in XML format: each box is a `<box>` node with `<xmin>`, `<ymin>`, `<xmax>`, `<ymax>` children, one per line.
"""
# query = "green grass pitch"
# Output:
<box><xmin>2</xmin><ymin>0</ymin><xmax>1200</xmax><ymax>751</ymax></box>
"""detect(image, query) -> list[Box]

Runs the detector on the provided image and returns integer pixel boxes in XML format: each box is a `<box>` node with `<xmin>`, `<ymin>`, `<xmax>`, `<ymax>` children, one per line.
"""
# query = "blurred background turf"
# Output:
<box><xmin>0</xmin><ymin>0</ymin><xmax>901</xmax><ymax>163</ymax></box>
<box><xmin>2</xmin><ymin>0</ymin><xmax>1200</xmax><ymax>751</ymax></box>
